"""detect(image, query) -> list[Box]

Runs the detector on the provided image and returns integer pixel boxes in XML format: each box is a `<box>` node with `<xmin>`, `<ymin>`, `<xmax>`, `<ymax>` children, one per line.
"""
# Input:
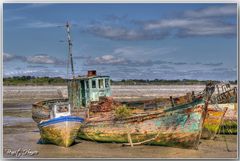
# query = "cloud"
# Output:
<box><xmin>144</xmin><ymin>18</ymin><xmax>236</xmax><ymax>37</ymax></box>
<box><xmin>105</xmin><ymin>46</ymin><xmax>176</xmax><ymax>60</ymax></box>
<box><xmin>211</xmin><ymin>67</ymin><xmax>236</xmax><ymax>72</ymax></box>
<box><xmin>193</xmin><ymin>62</ymin><xmax>223</xmax><ymax>66</ymax></box>
<box><xmin>73</xmin><ymin>55</ymin><xmax>91</xmax><ymax>59</ymax></box>
<box><xmin>22</xmin><ymin>21</ymin><xmax>61</xmax><ymax>28</ymax></box>
<box><xmin>87</xmin><ymin>54</ymin><xmax>188</xmax><ymax>67</ymax></box>
<box><xmin>171</xmin><ymin>62</ymin><xmax>187</xmax><ymax>65</ymax></box>
<box><xmin>177</xmin><ymin>22</ymin><xmax>236</xmax><ymax>37</ymax></box>
<box><xmin>25</xmin><ymin>4</ymin><xmax>53</xmax><ymax>9</ymax></box>
<box><xmin>143</xmin><ymin>5</ymin><xmax>236</xmax><ymax>38</ymax></box>
<box><xmin>104</xmin><ymin>14</ymin><xmax>129</xmax><ymax>21</ymax></box>
<box><xmin>4</xmin><ymin>65</ymin><xmax>236</xmax><ymax>80</ymax></box>
<box><xmin>15</xmin><ymin>67</ymin><xmax>22</xmax><ymax>70</ymax></box>
<box><xmin>85</xmin><ymin>46</ymin><xmax>223</xmax><ymax>68</ymax></box>
<box><xmin>87</xmin><ymin>54</ymin><xmax>159</xmax><ymax>66</ymax></box>
<box><xmin>3</xmin><ymin>53</ymin><xmax>25</xmax><ymax>62</ymax></box>
<box><xmin>4</xmin><ymin>16</ymin><xmax>25</xmax><ymax>22</ymax></box>
<box><xmin>84</xmin><ymin>4</ymin><xmax>236</xmax><ymax>40</ymax></box>
<box><xmin>144</xmin><ymin>19</ymin><xmax>203</xmax><ymax>30</ymax></box>
<box><xmin>202</xmin><ymin>62</ymin><xmax>223</xmax><ymax>66</ymax></box>
<box><xmin>3</xmin><ymin>53</ymin><xmax>15</xmax><ymax>61</ymax></box>
<box><xmin>85</xmin><ymin>25</ymin><xmax>169</xmax><ymax>40</ymax></box>
<box><xmin>3</xmin><ymin>53</ymin><xmax>234</xmax><ymax>80</ymax></box>
<box><xmin>183</xmin><ymin>5</ymin><xmax>237</xmax><ymax>18</ymax></box>
<box><xmin>5</xmin><ymin>3</ymin><xmax>54</xmax><ymax>12</ymax></box>
<box><xmin>3</xmin><ymin>53</ymin><xmax>65</xmax><ymax>66</ymax></box>
<box><xmin>25</xmin><ymin>54</ymin><xmax>65</xmax><ymax>65</ymax></box>
<box><xmin>94</xmin><ymin>64</ymin><xmax>236</xmax><ymax>80</ymax></box>
<box><xmin>87</xmin><ymin>55</ymin><xmax>127</xmax><ymax>65</ymax></box>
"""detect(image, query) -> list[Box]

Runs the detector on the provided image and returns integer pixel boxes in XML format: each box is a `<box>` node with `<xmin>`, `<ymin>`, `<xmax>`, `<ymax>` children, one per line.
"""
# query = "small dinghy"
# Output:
<box><xmin>38</xmin><ymin>103</ymin><xmax>84</xmax><ymax>147</ymax></box>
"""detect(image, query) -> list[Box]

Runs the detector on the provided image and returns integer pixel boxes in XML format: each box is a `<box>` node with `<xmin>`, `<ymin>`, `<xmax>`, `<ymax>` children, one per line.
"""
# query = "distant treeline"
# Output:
<box><xmin>3</xmin><ymin>76</ymin><xmax>237</xmax><ymax>86</ymax></box>
<box><xmin>3</xmin><ymin>76</ymin><xmax>66</xmax><ymax>86</ymax></box>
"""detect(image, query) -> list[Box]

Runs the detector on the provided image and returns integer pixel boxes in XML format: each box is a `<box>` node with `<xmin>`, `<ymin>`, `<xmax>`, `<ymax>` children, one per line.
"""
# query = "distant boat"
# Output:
<box><xmin>38</xmin><ymin>103</ymin><xmax>84</xmax><ymax>147</ymax></box>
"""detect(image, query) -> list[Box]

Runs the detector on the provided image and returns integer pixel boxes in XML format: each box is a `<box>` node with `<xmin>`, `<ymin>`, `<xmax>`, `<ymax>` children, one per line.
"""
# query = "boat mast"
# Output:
<box><xmin>66</xmin><ymin>21</ymin><xmax>75</xmax><ymax>79</ymax></box>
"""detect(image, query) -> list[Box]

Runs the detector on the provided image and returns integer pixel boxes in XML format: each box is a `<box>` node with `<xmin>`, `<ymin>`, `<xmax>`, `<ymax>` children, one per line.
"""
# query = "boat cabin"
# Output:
<box><xmin>50</xmin><ymin>103</ymin><xmax>71</xmax><ymax>119</ymax></box>
<box><xmin>67</xmin><ymin>70</ymin><xmax>111</xmax><ymax>108</ymax></box>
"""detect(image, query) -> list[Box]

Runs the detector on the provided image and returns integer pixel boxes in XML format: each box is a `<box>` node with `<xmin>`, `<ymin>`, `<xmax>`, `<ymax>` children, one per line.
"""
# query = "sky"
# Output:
<box><xmin>3</xmin><ymin>3</ymin><xmax>237</xmax><ymax>80</ymax></box>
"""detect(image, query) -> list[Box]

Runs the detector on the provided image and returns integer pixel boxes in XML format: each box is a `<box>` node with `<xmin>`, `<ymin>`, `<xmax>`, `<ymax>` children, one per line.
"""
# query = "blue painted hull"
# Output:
<box><xmin>38</xmin><ymin>116</ymin><xmax>84</xmax><ymax>147</ymax></box>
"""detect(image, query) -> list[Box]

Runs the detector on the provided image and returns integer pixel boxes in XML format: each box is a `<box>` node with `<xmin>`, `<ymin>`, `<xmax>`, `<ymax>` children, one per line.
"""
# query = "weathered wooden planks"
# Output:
<box><xmin>78</xmin><ymin>98</ymin><xmax>207</xmax><ymax>149</ymax></box>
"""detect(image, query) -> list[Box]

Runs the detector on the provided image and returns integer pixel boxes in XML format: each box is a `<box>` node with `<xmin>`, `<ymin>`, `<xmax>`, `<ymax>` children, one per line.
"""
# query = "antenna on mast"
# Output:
<box><xmin>66</xmin><ymin>21</ymin><xmax>75</xmax><ymax>79</ymax></box>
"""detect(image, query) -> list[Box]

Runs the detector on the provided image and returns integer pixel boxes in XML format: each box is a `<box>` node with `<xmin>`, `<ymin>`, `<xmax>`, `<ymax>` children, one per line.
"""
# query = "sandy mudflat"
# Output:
<box><xmin>2</xmin><ymin>85</ymin><xmax>238</xmax><ymax>159</ymax></box>
<box><xmin>3</xmin><ymin>85</ymin><xmax>207</xmax><ymax>102</ymax></box>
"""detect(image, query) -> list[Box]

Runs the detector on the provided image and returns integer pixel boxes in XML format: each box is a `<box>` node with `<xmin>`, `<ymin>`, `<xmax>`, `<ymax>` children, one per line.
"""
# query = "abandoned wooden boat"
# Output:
<box><xmin>32</xmin><ymin>99</ymin><xmax>68</xmax><ymax>123</ymax></box>
<box><xmin>32</xmin><ymin>70</ymin><xmax>111</xmax><ymax>124</ymax></box>
<box><xmin>78</xmin><ymin>94</ymin><xmax>210</xmax><ymax>149</ymax></box>
<box><xmin>201</xmin><ymin>106</ymin><xmax>228</xmax><ymax>139</ymax></box>
<box><xmin>204</xmin><ymin>83</ymin><xmax>237</xmax><ymax>136</ymax></box>
<box><xmin>38</xmin><ymin>103</ymin><xmax>84</xmax><ymax>147</ymax></box>
<box><xmin>207</xmin><ymin>103</ymin><xmax>237</xmax><ymax>135</ymax></box>
<box><xmin>123</xmin><ymin>86</ymin><xmax>233</xmax><ymax>140</ymax></box>
<box><xmin>210</xmin><ymin>82</ymin><xmax>237</xmax><ymax>104</ymax></box>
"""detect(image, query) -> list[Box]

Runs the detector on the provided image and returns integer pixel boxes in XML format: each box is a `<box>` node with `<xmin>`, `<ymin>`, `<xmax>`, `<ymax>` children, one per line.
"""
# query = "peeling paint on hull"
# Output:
<box><xmin>202</xmin><ymin>103</ymin><xmax>237</xmax><ymax>137</ymax></box>
<box><xmin>202</xmin><ymin>109</ymin><xmax>226</xmax><ymax>139</ymax></box>
<box><xmin>79</xmin><ymin>99</ymin><xmax>206</xmax><ymax>149</ymax></box>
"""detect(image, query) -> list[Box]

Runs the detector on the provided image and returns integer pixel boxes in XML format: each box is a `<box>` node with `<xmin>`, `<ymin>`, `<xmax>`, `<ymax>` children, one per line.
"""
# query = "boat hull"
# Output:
<box><xmin>38</xmin><ymin>116</ymin><xmax>84</xmax><ymax>147</ymax></box>
<box><xmin>202</xmin><ymin>103</ymin><xmax>237</xmax><ymax>138</ymax></box>
<box><xmin>78</xmin><ymin>99</ymin><xmax>206</xmax><ymax>149</ymax></box>
<box><xmin>214</xmin><ymin>103</ymin><xmax>237</xmax><ymax>134</ymax></box>
<box><xmin>202</xmin><ymin>108</ymin><xmax>227</xmax><ymax>139</ymax></box>
<box><xmin>32</xmin><ymin>99</ymin><xmax>69</xmax><ymax>123</ymax></box>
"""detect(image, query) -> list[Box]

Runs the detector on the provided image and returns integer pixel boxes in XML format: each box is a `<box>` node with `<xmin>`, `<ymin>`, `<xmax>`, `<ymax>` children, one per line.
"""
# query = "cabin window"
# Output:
<box><xmin>105</xmin><ymin>79</ymin><xmax>109</xmax><ymax>88</ymax></box>
<box><xmin>57</xmin><ymin>106</ymin><xmax>69</xmax><ymax>112</ymax></box>
<box><xmin>98</xmin><ymin>79</ymin><xmax>104</xmax><ymax>88</ymax></box>
<box><xmin>92</xmin><ymin>80</ymin><xmax>96</xmax><ymax>88</ymax></box>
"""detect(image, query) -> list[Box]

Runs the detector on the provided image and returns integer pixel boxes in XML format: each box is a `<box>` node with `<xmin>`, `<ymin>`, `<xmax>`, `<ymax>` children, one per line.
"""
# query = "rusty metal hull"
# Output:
<box><xmin>78</xmin><ymin>99</ymin><xmax>206</xmax><ymax>149</ymax></box>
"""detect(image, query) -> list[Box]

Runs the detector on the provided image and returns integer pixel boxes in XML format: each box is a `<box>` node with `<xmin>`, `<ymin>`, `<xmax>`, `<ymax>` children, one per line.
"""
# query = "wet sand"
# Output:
<box><xmin>3</xmin><ymin>102</ymin><xmax>238</xmax><ymax>159</ymax></box>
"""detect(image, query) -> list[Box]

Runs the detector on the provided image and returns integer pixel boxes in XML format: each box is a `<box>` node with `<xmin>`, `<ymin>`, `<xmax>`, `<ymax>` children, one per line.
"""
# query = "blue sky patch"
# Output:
<box><xmin>3</xmin><ymin>3</ymin><xmax>237</xmax><ymax>80</ymax></box>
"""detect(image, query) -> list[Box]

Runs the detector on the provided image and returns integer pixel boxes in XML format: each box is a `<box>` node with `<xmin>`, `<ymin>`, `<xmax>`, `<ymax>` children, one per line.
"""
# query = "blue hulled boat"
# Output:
<box><xmin>38</xmin><ymin>103</ymin><xmax>84</xmax><ymax>147</ymax></box>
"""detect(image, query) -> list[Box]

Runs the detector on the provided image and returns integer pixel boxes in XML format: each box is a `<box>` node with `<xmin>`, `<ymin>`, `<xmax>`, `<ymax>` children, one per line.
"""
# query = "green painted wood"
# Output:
<box><xmin>68</xmin><ymin>76</ymin><xmax>111</xmax><ymax>108</ymax></box>
<box><xmin>78</xmin><ymin>98</ymin><xmax>206</xmax><ymax>149</ymax></box>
